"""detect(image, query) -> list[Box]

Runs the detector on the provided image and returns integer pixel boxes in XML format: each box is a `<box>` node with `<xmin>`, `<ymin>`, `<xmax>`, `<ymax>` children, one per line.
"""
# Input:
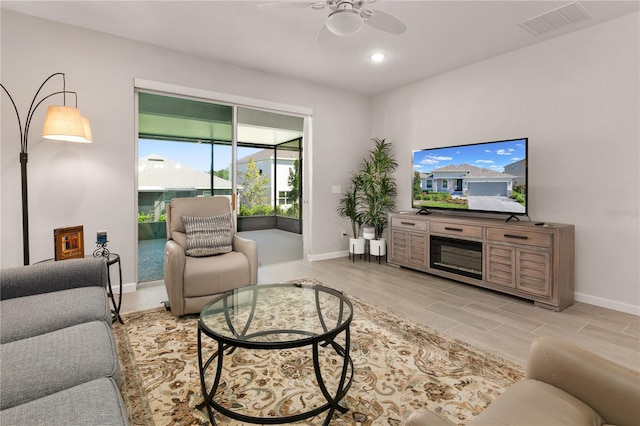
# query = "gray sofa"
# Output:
<box><xmin>0</xmin><ymin>258</ymin><xmax>129</xmax><ymax>425</ymax></box>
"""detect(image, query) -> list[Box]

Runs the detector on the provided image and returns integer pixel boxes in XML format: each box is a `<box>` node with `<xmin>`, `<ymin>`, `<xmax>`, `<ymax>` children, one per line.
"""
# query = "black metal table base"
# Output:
<box><xmin>196</xmin><ymin>326</ymin><xmax>353</xmax><ymax>425</ymax></box>
<box><xmin>103</xmin><ymin>254</ymin><xmax>124</xmax><ymax>324</ymax></box>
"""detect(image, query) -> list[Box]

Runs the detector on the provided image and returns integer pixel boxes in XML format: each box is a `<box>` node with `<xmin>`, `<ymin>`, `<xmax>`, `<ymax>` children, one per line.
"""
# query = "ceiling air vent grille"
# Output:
<box><xmin>519</xmin><ymin>1</ymin><xmax>592</xmax><ymax>36</ymax></box>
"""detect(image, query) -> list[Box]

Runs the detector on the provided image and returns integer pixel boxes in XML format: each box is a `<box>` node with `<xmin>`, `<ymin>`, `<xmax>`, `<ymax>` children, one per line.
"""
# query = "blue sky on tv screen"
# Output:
<box><xmin>413</xmin><ymin>139</ymin><xmax>527</xmax><ymax>174</ymax></box>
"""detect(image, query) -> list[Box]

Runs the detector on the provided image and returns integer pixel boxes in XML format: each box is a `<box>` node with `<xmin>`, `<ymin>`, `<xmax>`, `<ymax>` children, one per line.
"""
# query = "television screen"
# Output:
<box><xmin>412</xmin><ymin>138</ymin><xmax>527</xmax><ymax>216</ymax></box>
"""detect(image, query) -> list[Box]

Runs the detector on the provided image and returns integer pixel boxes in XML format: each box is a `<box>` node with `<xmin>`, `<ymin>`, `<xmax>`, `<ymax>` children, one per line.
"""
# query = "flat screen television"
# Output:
<box><xmin>412</xmin><ymin>138</ymin><xmax>528</xmax><ymax>218</ymax></box>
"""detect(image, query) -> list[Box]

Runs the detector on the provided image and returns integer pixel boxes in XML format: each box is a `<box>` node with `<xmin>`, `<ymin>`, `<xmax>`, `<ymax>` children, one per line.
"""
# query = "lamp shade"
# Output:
<box><xmin>81</xmin><ymin>116</ymin><xmax>93</xmax><ymax>143</ymax></box>
<box><xmin>326</xmin><ymin>9</ymin><xmax>364</xmax><ymax>36</ymax></box>
<box><xmin>42</xmin><ymin>105</ymin><xmax>88</xmax><ymax>143</ymax></box>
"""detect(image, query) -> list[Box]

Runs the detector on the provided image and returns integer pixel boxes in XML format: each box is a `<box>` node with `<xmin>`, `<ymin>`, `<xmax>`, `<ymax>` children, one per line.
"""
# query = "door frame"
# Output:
<box><xmin>133</xmin><ymin>79</ymin><xmax>313</xmax><ymax>285</ymax></box>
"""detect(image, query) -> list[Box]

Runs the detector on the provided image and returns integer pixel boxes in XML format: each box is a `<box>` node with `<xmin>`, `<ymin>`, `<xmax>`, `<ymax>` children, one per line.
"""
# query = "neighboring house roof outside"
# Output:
<box><xmin>237</xmin><ymin>149</ymin><xmax>299</xmax><ymax>164</ymax></box>
<box><xmin>432</xmin><ymin>163</ymin><xmax>516</xmax><ymax>179</ymax></box>
<box><xmin>419</xmin><ymin>173</ymin><xmax>433</xmax><ymax>179</ymax></box>
<box><xmin>138</xmin><ymin>154</ymin><xmax>232</xmax><ymax>191</ymax></box>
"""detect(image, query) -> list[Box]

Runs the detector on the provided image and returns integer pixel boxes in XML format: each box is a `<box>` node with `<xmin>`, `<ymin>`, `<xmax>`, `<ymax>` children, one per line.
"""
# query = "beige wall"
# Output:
<box><xmin>1</xmin><ymin>10</ymin><xmax>372</xmax><ymax>285</ymax></box>
<box><xmin>2</xmin><ymin>9</ymin><xmax>638</xmax><ymax>314</ymax></box>
<box><xmin>372</xmin><ymin>12</ymin><xmax>640</xmax><ymax>314</ymax></box>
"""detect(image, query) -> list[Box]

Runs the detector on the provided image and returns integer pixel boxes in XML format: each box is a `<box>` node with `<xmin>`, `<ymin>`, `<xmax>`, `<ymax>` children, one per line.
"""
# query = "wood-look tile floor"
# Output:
<box><xmin>122</xmin><ymin>258</ymin><xmax>640</xmax><ymax>371</ymax></box>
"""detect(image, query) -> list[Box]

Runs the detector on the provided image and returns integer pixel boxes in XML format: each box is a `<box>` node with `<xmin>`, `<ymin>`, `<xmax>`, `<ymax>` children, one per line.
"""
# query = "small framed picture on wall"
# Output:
<box><xmin>54</xmin><ymin>225</ymin><xmax>85</xmax><ymax>261</ymax></box>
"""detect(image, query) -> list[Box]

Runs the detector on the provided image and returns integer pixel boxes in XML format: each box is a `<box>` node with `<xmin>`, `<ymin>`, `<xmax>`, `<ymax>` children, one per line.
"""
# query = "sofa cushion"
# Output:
<box><xmin>0</xmin><ymin>378</ymin><xmax>128</xmax><ymax>425</ymax></box>
<box><xmin>470</xmin><ymin>379</ymin><xmax>605</xmax><ymax>426</ymax></box>
<box><xmin>526</xmin><ymin>335</ymin><xmax>640</xmax><ymax>426</ymax></box>
<box><xmin>183</xmin><ymin>213</ymin><xmax>233</xmax><ymax>257</ymax></box>
<box><xmin>0</xmin><ymin>287</ymin><xmax>110</xmax><ymax>344</ymax></box>
<box><xmin>0</xmin><ymin>321</ymin><xmax>121</xmax><ymax>410</ymax></box>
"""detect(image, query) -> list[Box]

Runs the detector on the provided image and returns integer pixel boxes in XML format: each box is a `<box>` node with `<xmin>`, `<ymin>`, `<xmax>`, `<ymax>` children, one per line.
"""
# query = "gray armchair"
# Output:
<box><xmin>163</xmin><ymin>196</ymin><xmax>258</xmax><ymax>316</ymax></box>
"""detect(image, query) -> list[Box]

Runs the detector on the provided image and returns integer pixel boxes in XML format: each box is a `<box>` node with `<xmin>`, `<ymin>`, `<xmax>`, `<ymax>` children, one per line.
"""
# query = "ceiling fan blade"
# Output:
<box><xmin>258</xmin><ymin>1</ymin><xmax>325</xmax><ymax>10</ymax></box>
<box><xmin>364</xmin><ymin>9</ymin><xmax>407</xmax><ymax>35</ymax></box>
<box><xmin>314</xmin><ymin>24</ymin><xmax>332</xmax><ymax>45</ymax></box>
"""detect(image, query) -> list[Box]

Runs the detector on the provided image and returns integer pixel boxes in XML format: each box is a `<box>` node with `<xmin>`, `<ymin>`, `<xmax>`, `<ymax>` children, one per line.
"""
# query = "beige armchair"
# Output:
<box><xmin>163</xmin><ymin>197</ymin><xmax>258</xmax><ymax>317</ymax></box>
<box><xmin>405</xmin><ymin>336</ymin><xmax>640</xmax><ymax>426</ymax></box>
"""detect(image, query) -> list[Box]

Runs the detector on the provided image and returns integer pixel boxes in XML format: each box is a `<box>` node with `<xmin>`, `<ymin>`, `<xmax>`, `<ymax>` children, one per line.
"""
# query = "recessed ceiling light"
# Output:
<box><xmin>370</xmin><ymin>52</ymin><xmax>386</xmax><ymax>63</ymax></box>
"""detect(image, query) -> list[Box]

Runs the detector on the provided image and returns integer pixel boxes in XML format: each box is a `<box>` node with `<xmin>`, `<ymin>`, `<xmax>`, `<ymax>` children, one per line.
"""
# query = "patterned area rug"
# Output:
<box><xmin>113</xmin><ymin>279</ymin><xmax>524</xmax><ymax>425</ymax></box>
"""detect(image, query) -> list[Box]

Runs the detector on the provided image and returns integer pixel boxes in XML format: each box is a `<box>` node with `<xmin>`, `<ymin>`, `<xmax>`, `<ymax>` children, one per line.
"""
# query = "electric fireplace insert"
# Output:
<box><xmin>430</xmin><ymin>236</ymin><xmax>482</xmax><ymax>280</ymax></box>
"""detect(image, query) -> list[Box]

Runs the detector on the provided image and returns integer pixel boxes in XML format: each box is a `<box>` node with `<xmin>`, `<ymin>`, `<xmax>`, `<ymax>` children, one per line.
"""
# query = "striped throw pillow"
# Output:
<box><xmin>182</xmin><ymin>213</ymin><xmax>233</xmax><ymax>257</ymax></box>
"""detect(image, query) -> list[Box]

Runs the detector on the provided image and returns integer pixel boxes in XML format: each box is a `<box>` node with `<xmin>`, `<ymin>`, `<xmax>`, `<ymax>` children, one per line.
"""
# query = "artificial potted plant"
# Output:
<box><xmin>337</xmin><ymin>177</ymin><xmax>365</xmax><ymax>255</ymax></box>
<box><xmin>360</xmin><ymin>137</ymin><xmax>398</xmax><ymax>257</ymax></box>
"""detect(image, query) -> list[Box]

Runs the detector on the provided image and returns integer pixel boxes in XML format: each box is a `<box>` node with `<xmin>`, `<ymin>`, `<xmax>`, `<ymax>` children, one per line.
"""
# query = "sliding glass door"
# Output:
<box><xmin>137</xmin><ymin>93</ymin><xmax>232</xmax><ymax>282</ymax></box>
<box><xmin>136</xmin><ymin>94</ymin><xmax>304</xmax><ymax>283</ymax></box>
<box><xmin>235</xmin><ymin>107</ymin><xmax>303</xmax><ymax>233</ymax></box>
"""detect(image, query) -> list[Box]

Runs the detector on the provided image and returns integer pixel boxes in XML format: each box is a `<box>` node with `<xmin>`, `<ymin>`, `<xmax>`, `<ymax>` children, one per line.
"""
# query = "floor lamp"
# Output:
<box><xmin>1</xmin><ymin>73</ymin><xmax>92</xmax><ymax>265</ymax></box>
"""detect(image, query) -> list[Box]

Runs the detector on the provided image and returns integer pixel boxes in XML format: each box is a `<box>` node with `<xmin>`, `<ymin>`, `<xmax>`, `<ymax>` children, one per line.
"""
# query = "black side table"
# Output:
<box><xmin>103</xmin><ymin>253</ymin><xmax>124</xmax><ymax>324</ymax></box>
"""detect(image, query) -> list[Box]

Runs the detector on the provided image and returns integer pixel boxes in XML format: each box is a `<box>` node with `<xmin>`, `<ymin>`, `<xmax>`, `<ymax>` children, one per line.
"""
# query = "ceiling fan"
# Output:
<box><xmin>258</xmin><ymin>0</ymin><xmax>407</xmax><ymax>37</ymax></box>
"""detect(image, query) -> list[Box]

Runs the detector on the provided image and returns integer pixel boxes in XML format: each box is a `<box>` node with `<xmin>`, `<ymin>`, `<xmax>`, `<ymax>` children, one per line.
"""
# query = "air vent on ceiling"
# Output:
<box><xmin>519</xmin><ymin>1</ymin><xmax>592</xmax><ymax>36</ymax></box>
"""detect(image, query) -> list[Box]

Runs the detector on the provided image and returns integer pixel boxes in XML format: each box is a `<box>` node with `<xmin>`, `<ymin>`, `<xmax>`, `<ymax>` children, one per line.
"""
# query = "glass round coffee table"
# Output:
<box><xmin>196</xmin><ymin>283</ymin><xmax>354</xmax><ymax>425</ymax></box>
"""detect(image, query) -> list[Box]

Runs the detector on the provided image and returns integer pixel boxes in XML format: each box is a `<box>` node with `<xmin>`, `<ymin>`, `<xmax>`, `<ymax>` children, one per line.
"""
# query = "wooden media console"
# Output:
<box><xmin>388</xmin><ymin>213</ymin><xmax>575</xmax><ymax>311</ymax></box>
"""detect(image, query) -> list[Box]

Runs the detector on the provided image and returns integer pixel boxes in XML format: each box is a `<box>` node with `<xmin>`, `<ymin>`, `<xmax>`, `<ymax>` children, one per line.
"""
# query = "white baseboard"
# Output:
<box><xmin>307</xmin><ymin>251</ymin><xmax>348</xmax><ymax>262</ymax></box>
<box><xmin>307</xmin><ymin>252</ymin><xmax>640</xmax><ymax>316</ymax></box>
<box><xmin>119</xmin><ymin>282</ymin><xmax>138</xmax><ymax>294</ymax></box>
<box><xmin>574</xmin><ymin>292</ymin><xmax>640</xmax><ymax>316</ymax></box>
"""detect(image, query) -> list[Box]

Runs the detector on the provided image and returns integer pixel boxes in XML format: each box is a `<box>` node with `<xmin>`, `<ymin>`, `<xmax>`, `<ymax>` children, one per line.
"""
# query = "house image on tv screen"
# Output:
<box><xmin>421</xmin><ymin>163</ymin><xmax>517</xmax><ymax>197</ymax></box>
<box><xmin>504</xmin><ymin>158</ymin><xmax>526</xmax><ymax>187</ymax></box>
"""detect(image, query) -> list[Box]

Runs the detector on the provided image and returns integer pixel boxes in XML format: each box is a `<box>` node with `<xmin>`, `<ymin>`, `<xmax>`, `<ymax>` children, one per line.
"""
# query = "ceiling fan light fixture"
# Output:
<box><xmin>326</xmin><ymin>9</ymin><xmax>364</xmax><ymax>36</ymax></box>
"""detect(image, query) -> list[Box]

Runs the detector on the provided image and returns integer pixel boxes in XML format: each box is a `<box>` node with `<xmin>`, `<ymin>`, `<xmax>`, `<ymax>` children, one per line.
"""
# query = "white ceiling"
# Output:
<box><xmin>2</xmin><ymin>1</ymin><xmax>638</xmax><ymax>95</ymax></box>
